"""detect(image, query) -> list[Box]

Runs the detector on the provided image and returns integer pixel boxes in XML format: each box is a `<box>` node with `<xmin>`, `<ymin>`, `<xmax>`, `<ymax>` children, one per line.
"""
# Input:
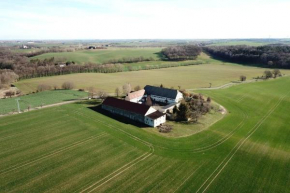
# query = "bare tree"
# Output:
<box><xmin>134</xmin><ymin>85</ymin><xmax>141</xmax><ymax>91</ymax></box>
<box><xmin>97</xmin><ymin>90</ymin><xmax>108</xmax><ymax>100</ymax></box>
<box><xmin>62</xmin><ymin>81</ymin><xmax>75</xmax><ymax>90</ymax></box>
<box><xmin>122</xmin><ymin>83</ymin><xmax>131</xmax><ymax>95</ymax></box>
<box><xmin>240</xmin><ymin>75</ymin><xmax>247</xmax><ymax>81</ymax></box>
<box><xmin>88</xmin><ymin>87</ymin><xmax>97</xmax><ymax>99</ymax></box>
<box><xmin>115</xmin><ymin>87</ymin><xmax>121</xmax><ymax>97</ymax></box>
<box><xmin>37</xmin><ymin>84</ymin><xmax>51</xmax><ymax>92</ymax></box>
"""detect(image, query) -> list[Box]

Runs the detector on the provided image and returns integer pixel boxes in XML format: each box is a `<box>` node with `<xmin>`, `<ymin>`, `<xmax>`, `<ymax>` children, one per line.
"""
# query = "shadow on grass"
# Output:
<box><xmin>154</xmin><ymin>52</ymin><xmax>167</xmax><ymax>61</ymax></box>
<box><xmin>88</xmin><ymin>105</ymin><xmax>148</xmax><ymax>128</ymax></box>
<box><xmin>75</xmin><ymin>99</ymin><xmax>102</xmax><ymax>105</ymax></box>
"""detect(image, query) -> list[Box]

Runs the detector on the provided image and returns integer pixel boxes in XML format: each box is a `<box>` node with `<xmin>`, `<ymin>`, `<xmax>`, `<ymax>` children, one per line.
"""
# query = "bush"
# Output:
<box><xmin>37</xmin><ymin>84</ymin><xmax>51</xmax><ymax>92</ymax></box>
<box><xmin>62</xmin><ymin>82</ymin><xmax>75</xmax><ymax>90</ymax></box>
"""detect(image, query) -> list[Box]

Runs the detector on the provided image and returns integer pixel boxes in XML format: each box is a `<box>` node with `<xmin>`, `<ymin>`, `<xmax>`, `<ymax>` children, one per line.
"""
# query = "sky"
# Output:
<box><xmin>0</xmin><ymin>0</ymin><xmax>290</xmax><ymax>40</ymax></box>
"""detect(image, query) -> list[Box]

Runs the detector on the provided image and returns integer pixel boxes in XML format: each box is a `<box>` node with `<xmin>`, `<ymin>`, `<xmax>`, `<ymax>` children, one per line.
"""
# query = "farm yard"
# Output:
<box><xmin>1</xmin><ymin>76</ymin><xmax>290</xmax><ymax>192</ymax></box>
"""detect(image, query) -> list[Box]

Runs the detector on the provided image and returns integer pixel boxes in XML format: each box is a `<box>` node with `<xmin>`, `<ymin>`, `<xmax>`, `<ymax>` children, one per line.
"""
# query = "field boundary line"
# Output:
<box><xmin>0</xmin><ymin>133</ymin><xmax>107</xmax><ymax>175</ymax></box>
<box><xmin>196</xmin><ymin>93</ymin><xmax>288</xmax><ymax>193</ymax></box>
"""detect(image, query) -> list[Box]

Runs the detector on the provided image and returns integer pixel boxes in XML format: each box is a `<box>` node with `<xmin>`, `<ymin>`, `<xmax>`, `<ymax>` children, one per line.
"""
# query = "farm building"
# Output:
<box><xmin>102</xmin><ymin>97</ymin><xmax>166</xmax><ymax>127</ymax></box>
<box><xmin>125</xmin><ymin>89</ymin><xmax>145</xmax><ymax>103</ymax></box>
<box><xmin>144</xmin><ymin>85</ymin><xmax>183</xmax><ymax>104</ymax></box>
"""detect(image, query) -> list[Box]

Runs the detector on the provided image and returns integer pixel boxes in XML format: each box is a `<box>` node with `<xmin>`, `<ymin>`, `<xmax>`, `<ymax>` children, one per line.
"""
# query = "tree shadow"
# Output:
<box><xmin>88</xmin><ymin>105</ymin><xmax>148</xmax><ymax>128</ymax></box>
<box><xmin>154</xmin><ymin>52</ymin><xmax>167</xmax><ymax>61</ymax></box>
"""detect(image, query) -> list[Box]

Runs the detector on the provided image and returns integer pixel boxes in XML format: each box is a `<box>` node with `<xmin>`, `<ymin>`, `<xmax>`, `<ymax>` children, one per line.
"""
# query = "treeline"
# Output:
<box><xmin>162</xmin><ymin>45</ymin><xmax>202</xmax><ymax>61</ymax></box>
<box><xmin>204</xmin><ymin>45</ymin><xmax>290</xmax><ymax>68</ymax></box>
<box><xmin>25</xmin><ymin>47</ymin><xmax>79</xmax><ymax>57</ymax></box>
<box><xmin>107</xmin><ymin>56</ymin><xmax>155</xmax><ymax>64</ymax></box>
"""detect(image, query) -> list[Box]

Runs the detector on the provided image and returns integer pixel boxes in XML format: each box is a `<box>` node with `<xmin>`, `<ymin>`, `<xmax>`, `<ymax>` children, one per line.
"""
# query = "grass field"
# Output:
<box><xmin>31</xmin><ymin>48</ymin><xmax>162</xmax><ymax>64</ymax></box>
<box><xmin>0</xmin><ymin>90</ymin><xmax>87</xmax><ymax>115</ymax></box>
<box><xmin>1</xmin><ymin>76</ymin><xmax>290</xmax><ymax>192</ymax></box>
<box><xmin>15</xmin><ymin>54</ymin><xmax>290</xmax><ymax>94</ymax></box>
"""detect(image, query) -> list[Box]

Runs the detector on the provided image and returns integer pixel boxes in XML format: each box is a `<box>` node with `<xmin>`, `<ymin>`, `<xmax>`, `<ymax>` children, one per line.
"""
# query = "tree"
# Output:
<box><xmin>176</xmin><ymin>102</ymin><xmax>189</xmax><ymax>121</ymax></box>
<box><xmin>88</xmin><ymin>87</ymin><xmax>97</xmax><ymax>99</ymax></box>
<box><xmin>122</xmin><ymin>83</ymin><xmax>131</xmax><ymax>95</ymax></box>
<box><xmin>97</xmin><ymin>90</ymin><xmax>108</xmax><ymax>100</ymax></box>
<box><xmin>37</xmin><ymin>84</ymin><xmax>51</xmax><ymax>92</ymax></box>
<box><xmin>4</xmin><ymin>90</ymin><xmax>14</xmax><ymax>98</ymax></box>
<box><xmin>115</xmin><ymin>87</ymin><xmax>121</xmax><ymax>97</ymax></box>
<box><xmin>264</xmin><ymin>70</ymin><xmax>273</xmax><ymax>79</ymax></box>
<box><xmin>62</xmin><ymin>81</ymin><xmax>75</xmax><ymax>90</ymax></box>
<box><xmin>207</xmin><ymin>97</ymin><xmax>211</xmax><ymax>103</ymax></box>
<box><xmin>272</xmin><ymin>69</ymin><xmax>281</xmax><ymax>78</ymax></box>
<box><xmin>240</xmin><ymin>75</ymin><xmax>247</xmax><ymax>81</ymax></box>
<box><xmin>134</xmin><ymin>85</ymin><xmax>141</xmax><ymax>91</ymax></box>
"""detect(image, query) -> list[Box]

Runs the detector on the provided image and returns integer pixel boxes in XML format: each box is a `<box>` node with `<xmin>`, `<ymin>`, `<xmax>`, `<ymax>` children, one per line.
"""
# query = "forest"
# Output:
<box><xmin>204</xmin><ymin>45</ymin><xmax>290</xmax><ymax>68</ymax></box>
<box><xmin>161</xmin><ymin>45</ymin><xmax>202</xmax><ymax>61</ymax></box>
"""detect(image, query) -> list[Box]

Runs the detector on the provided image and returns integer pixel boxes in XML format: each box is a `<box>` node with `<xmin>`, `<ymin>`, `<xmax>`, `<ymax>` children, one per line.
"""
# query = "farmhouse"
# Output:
<box><xmin>102</xmin><ymin>97</ymin><xmax>166</xmax><ymax>127</ymax></box>
<box><xmin>144</xmin><ymin>85</ymin><xmax>183</xmax><ymax>104</ymax></box>
<box><xmin>125</xmin><ymin>89</ymin><xmax>145</xmax><ymax>103</ymax></box>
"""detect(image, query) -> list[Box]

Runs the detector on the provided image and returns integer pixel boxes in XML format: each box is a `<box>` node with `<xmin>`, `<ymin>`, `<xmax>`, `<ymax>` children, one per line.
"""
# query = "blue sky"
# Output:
<box><xmin>0</xmin><ymin>0</ymin><xmax>289</xmax><ymax>39</ymax></box>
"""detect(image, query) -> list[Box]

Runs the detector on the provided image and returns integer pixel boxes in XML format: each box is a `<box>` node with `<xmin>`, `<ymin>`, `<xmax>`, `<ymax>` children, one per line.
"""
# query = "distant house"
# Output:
<box><xmin>21</xmin><ymin>45</ymin><xmax>28</xmax><ymax>49</ymax></box>
<box><xmin>88</xmin><ymin>46</ymin><xmax>96</xmax><ymax>49</ymax></box>
<box><xmin>102</xmin><ymin>97</ymin><xmax>166</xmax><ymax>127</ymax></box>
<box><xmin>125</xmin><ymin>89</ymin><xmax>145</xmax><ymax>103</ymax></box>
<box><xmin>144</xmin><ymin>85</ymin><xmax>183</xmax><ymax>104</ymax></box>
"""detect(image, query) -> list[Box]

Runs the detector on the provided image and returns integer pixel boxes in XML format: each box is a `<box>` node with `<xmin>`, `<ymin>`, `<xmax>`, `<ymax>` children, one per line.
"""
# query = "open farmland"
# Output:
<box><xmin>15</xmin><ymin>56</ymin><xmax>290</xmax><ymax>94</ymax></box>
<box><xmin>1</xmin><ymin>76</ymin><xmax>290</xmax><ymax>192</ymax></box>
<box><xmin>0</xmin><ymin>90</ymin><xmax>87</xmax><ymax>115</ymax></box>
<box><xmin>31</xmin><ymin>48</ymin><xmax>162</xmax><ymax>64</ymax></box>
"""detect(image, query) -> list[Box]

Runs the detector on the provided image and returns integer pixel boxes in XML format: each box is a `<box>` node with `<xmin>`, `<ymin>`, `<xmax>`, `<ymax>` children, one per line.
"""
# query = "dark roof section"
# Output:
<box><xmin>102</xmin><ymin>97</ymin><xmax>150</xmax><ymax>115</ymax></box>
<box><xmin>144</xmin><ymin>85</ymin><xmax>178</xmax><ymax>99</ymax></box>
<box><xmin>146</xmin><ymin>111</ymin><xmax>165</xmax><ymax>119</ymax></box>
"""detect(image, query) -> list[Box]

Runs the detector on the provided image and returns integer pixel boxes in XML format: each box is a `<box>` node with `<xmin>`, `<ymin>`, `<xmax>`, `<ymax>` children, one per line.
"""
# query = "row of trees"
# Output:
<box><xmin>162</xmin><ymin>45</ymin><xmax>202</xmax><ymax>61</ymax></box>
<box><xmin>107</xmin><ymin>56</ymin><xmax>155</xmax><ymax>64</ymax></box>
<box><xmin>204</xmin><ymin>45</ymin><xmax>290</xmax><ymax>68</ymax></box>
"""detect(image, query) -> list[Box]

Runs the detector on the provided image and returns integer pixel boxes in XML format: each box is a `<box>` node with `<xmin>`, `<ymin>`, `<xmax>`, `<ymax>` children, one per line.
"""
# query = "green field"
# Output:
<box><xmin>31</xmin><ymin>48</ymin><xmax>162</xmax><ymax>64</ymax></box>
<box><xmin>1</xmin><ymin>76</ymin><xmax>290</xmax><ymax>192</ymax></box>
<box><xmin>0</xmin><ymin>90</ymin><xmax>87</xmax><ymax>115</ymax></box>
<box><xmin>15</xmin><ymin>54</ymin><xmax>290</xmax><ymax>94</ymax></box>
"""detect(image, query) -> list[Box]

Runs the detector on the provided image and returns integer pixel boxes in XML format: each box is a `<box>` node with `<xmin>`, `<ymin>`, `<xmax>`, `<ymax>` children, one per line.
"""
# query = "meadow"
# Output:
<box><xmin>31</xmin><ymin>48</ymin><xmax>162</xmax><ymax>64</ymax></box>
<box><xmin>1</xmin><ymin>76</ymin><xmax>290</xmax><ymax>192</ymax></box>
<box><xmin>0</xmin><ymin>90</ymin><xmax>87</xmax><ymax>115</ymax></box>
<box><xmin>15</xmin><ymin>55</ymin><xmax>290</xmax><ymax>94</ymax></box>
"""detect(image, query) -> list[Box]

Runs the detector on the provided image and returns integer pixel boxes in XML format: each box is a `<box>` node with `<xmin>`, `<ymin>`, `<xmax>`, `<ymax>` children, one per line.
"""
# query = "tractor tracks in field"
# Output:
<box><xmin>0</xmin><ymin>133</ymin><xmax>107</xmax><ymax>175</ymax></box>
<box><xmin>72</xmin><ymin>110</ymin><xmax>155</xmax><ymax>192</ymax></box>
<box><xmin>196</xmin><ymin>92</ymin><xmax>288</xmax><ymax>193</ymax></box>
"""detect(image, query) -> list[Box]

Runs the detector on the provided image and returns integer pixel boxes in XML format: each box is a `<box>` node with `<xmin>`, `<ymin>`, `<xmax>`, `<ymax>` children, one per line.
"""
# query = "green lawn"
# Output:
<box><xmin>31</xmin><ymin>48</ymin><xmax>162</xmax><ymax>64</ymax></box>
<box><xmin>0</xmin><ymin>90</ymin><xmax>87</xmax><ymax>115</ymax></box>
<box><xmin>1</xmin><ymin>76</ymin><xmax>290</xmax><ymax>192</ymax></box>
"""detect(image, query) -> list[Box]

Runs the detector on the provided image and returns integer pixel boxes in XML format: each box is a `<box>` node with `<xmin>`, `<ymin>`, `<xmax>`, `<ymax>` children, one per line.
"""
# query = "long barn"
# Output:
<box><xmin>102</xmin><ymin>97</ymin><xmax>166</xmax><ymax>127</ymax></box>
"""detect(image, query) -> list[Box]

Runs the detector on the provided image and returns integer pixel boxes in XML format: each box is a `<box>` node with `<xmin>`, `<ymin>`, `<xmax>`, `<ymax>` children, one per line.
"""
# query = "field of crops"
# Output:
<box><xmin>31</xmin><ymin>48</ymin><xmax>162</xmax><ymax>64</ymax></box>
<box><xmin>0</xmin><ymin>90</ymin><xmax>87</xmax><ymax>115</ymax></box>
<box><xmin>15</xmin><ymin>57</ymin><xmax>290</xmax><ymax>94</ymax></box>
<box><xmin>1</xmin><ymin>76</ymin><xmax>290</xmax><ymax>192</ymax></box>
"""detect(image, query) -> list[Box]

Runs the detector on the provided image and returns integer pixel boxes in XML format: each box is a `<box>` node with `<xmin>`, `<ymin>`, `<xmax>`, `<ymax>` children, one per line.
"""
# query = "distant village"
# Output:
<box><xmin>102</xmin><ymin>85</ymin><xmax>184</xmax><ymax>127</ymax></box>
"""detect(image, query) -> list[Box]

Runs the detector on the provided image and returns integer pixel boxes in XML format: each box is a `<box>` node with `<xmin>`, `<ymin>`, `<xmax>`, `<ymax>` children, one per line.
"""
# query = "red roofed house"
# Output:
<box><xmin>125</xmin><ymin>89</ymin><xmax>145</xmax><ymax>103</ymax></box>
<box><xmin>102</xmin><ymin>97</ymin><xmax>166</xmax><ymax>127</ymax></box>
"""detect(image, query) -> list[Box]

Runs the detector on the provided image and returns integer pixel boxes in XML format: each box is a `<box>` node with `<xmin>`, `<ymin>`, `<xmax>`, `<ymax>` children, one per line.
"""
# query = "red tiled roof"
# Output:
<box><xmin>102</xmin><ymin>97</ymin><xmax>150</xmax><ymax>115</ymax></box>
<box><xmin>125</xmin><ymin>89</ymin><xmax>145</xmax><ymax>100</ymax></box>
<box><xmin>146</xmin><ymin>111</ymin><xmax>165</xmax><ymax>119</ymax></box>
